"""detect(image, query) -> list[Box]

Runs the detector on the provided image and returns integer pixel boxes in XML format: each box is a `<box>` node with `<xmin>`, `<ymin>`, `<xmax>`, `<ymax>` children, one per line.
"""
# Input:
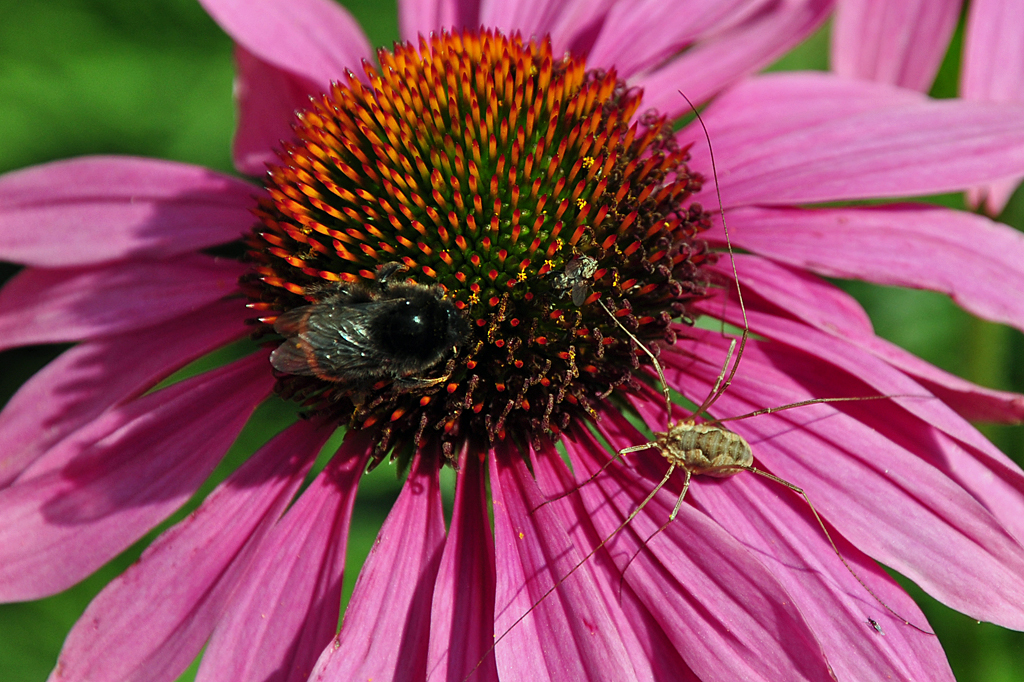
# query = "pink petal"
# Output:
<box><xmin>0</xmin><ymin>255</ymin><xmax>246</xmax><ymax>351</ymax></box>
<box><xmin>682</xmin><ymin>72</ymin><xmax>924</xmax><ymax>160</ymax></box>
<box><xmin>690</xmin><ymin>477</ymin><xmax>952</xmax><ymax>682</ymax></box>
<box><xmin>565</xmin><ymin>418</ymin><xmax>835</xmax><ymax>682</ymax></box>
<box><xmin>723</xmin><ymin>204</ymin><xmax>1024</xmax><ymax>332</ymax></box>
<box><xmin>49</xmin><ymin>418</ymin><xmax>329</xmax><ymax>682</ymax></box>
<box><xmin>0</xmin><ymin>156</ymin><xmax>258</xmax><ymax>266</ymax></box>
<box><xmin>309</xmin><ymin>448</ymin><xmax>446</xmax><ymax>681</ymax></box>
<box><xmin>586</xmin><ymin>0</ymin><xmax>761</xmax><ymax>80</ymax></box>
<box><xmin>0</xmin><ymin>352</ymin><xmax>274</xmax><ymax>602</ymax></box>
<box><xmin>687</xmin><ymin>81</ymin><xmax>1024</xmax><ymax>207</ymax></box>
<box><xmin>527</xmin><ymin>438</ymin><xmax>685</xmax><ymax>680</ymax></box>
<box><xmin>487</xmin><ymin>441</ymin><xmax>639</xmax><ymax>681</ymax></box>
<box><xmin>715</xmin><ymin>252</ymin><xmax>876</xmax><ymax>340</ymax></box>
<box><xmin>634</xmin><ymin>0</ymin><xmax>834</xmax><ymax>119</ymax></box>
<box><xmin>398</xmin><ymin>0</ymin><xmax>479</xmax><ymax>42</ymax></box>
<box><xmin>707</xmin><ymin>252</ymin><xmax>1024</xmax><ymax>423</ymax></box>
<box><xmin>426</xmin><ymin>449</ymin><xmax>498</xmax><ymax>682</ymax></box>
<box><xmin>541</xmin><ymin>0</ymin><xmax>618</xmax><ymax>57</ymax></box>
<box><xmin>857</xmin><ymin>335</ymin><xmax>1024</xmax><ymax>424</ymax></box>
<box><xmin>196</xmin><ymin>431</ymin><xmax>370</xmax><ymax>682</ymax></box>
<box><xmin>962</xmin><ymin>0</ymin><xmax>1024</xmax><ymax>214</ymax></box>
<box><xmin>660</xmin><ymin>330</ymin><xmax>1024</xmax><ymax>629</ymax></box>
<box><xmin>831</xmin><ymin>0</ymin><xmax>961</xmax><ymax>92</ymax></box>
<box><xmin>474</xmin><ymin>0</ymin><xmax>652</xmax><ymax>59</ymax></box>
<box><xmin>231</xmin><ymin>47</ymin><xmax>323</xmax><ymax>176</ymax></box>
<box><xmin>962</xmin><ymin>0</ymin><xmax>1024</xmax><ymax>102</ymax></box>
<box><xmin>0</xmin><ymin>297</ymin><xmax>252</xmax><ymax>488</ymax></box>
<box><xmin>199</xmin><ymin>0</ymin><xmax>371</xmax><ymax>89</ymax></box>
<box><xmin>478</xmin><ymin>0</ymin><xmax>566</xmax><ymax>44</ymax></box>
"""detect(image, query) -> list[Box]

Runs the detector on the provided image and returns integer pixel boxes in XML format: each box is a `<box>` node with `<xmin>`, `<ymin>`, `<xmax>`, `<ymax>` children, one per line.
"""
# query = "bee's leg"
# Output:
<box><xmin>392</xmin><ymin>374</ymin><xmax>450</xmax><ymax>391</ymax></box>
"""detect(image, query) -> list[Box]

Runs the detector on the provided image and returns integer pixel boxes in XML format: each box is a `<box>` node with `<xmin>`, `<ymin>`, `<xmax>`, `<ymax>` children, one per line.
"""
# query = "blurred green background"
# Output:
<box><xmin>0</xmin><ymin>1</ymin><xmax>1022</xmax><ymax>680</ymax></box>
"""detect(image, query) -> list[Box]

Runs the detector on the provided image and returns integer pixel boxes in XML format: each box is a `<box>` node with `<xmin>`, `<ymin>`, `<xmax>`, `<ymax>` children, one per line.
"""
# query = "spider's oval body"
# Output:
<box><xmin>658</xmin><ymin>420</ymin><xmax>753</xmax><ymax>476</ymax></box>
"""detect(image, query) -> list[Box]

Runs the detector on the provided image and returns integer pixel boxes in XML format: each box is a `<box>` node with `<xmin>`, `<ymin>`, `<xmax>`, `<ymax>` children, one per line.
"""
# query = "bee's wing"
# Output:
<box><xmin>271</xmin><ymin>302</ymin><xmax>388</xmax><ymax>378</ymax></box>
<box><xmin>273</xmin><ymin>306</ymin><xmax>315</xmax><ymax>336</ymax></box>
<box><xmin>271</xmin><ymin>307</ymin><xmax>325</xmax><ymax>376</ymax></box>
<box><xmin>270</xmin><ymin>340</ymin><xmax>321</xmax><ymax>376</ymax></box>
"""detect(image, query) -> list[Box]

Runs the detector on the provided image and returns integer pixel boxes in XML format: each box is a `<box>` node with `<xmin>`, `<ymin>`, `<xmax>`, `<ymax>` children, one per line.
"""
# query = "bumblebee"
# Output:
<box><xmin>271</xmin><ymin>263</ymin><xmax>466</xmax><ymax>388</ymax></box>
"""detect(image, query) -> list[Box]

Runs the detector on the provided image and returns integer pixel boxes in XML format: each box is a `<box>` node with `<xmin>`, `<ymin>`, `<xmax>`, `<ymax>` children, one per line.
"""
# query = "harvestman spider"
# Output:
<box><xmin>587</xmin><ymin>300</ymin><xmax>932</xmax><ymax>624</ymax></box>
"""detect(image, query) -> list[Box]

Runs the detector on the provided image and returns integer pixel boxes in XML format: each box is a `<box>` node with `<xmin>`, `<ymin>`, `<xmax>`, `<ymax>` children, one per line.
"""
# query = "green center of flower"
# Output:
<box><xmin>243</xmin><ymin>29</ymin><xmax>715</xmax><ymax>462</ymax></box>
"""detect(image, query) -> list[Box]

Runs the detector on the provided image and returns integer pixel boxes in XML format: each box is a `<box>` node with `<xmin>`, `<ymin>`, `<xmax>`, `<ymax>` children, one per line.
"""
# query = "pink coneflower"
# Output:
<box><xmin>2</xmin><ymin>1</ymin><xmax>1024</xmax><ymax>681</ymax></box>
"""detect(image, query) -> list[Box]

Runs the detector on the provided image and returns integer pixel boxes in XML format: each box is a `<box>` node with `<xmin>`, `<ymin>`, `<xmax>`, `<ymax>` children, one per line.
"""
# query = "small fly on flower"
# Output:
<box><xmin>270</xmin><ymin>262</ymin><xmax>468</xmax><ymax>389</ymax></box>
<box><xmin>549</xmin><ymin>254</ymin><xmax>599</xmax><ymax>306</ymax></box>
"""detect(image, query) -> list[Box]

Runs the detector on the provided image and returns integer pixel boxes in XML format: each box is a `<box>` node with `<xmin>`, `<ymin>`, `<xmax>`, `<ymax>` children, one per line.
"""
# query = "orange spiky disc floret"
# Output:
<box><xmin>242</xmin><ymin>29</ymin><xmax>714</xmax><ymax>463</ymax></box>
